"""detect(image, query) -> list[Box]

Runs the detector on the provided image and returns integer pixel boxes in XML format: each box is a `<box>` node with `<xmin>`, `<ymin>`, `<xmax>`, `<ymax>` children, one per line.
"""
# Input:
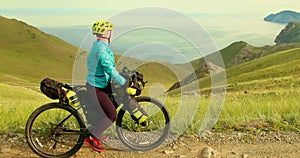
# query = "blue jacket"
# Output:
<box><xmin>86</xmin><ymin>40</ymin><xmax>125</xmax><ymax>88</ymax></box>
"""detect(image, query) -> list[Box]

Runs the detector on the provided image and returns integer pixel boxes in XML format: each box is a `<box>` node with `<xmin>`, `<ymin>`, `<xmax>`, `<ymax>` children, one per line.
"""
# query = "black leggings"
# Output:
<box><xmin>85</xmin><ymin>82</ymin><xmax>117</xmax><ymax>138</ymax></box>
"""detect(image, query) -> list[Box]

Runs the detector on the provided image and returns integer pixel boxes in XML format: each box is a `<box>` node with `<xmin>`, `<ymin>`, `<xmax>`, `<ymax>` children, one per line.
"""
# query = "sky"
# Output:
<box><xmin>1</xmin><ymin>0</ymin><xmax>300</xmax><ymax>27</ymax></box>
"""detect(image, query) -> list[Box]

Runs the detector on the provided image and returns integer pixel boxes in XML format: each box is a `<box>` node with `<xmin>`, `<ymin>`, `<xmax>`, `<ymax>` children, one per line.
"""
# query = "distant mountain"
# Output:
<box><xmin>167</xmin><ymin>62</ymin><xmax>224</xmax><ymax>92</ymax></box>
<box><xmin>275</xmin><ymin>22</ymin><xmax>300</xmax><ymax>43</ymax></box>
<box><xmin>264</xmin><ymin>10</ymin><xmax>300</xmax><ymax>24</ymax></box>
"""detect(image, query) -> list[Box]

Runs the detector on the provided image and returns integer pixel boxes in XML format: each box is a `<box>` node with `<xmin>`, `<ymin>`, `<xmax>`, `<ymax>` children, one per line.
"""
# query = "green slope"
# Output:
<box><xmin>196</xmin><ymin>47</ymin><xmax>300</xmax><ymax>93</ymax></box>
<box><xmin>0</xmin><ymin>83</ymin><xmax>51</xmax><ymax>132</ymax></box>
<box><xmin>226</xmin><ymin>48</ymin><xmax>300</xmax><ymax>87</ymax></box>
<box><xmin>169</xmin><ymin>46</ymin><xmax>300</xmax><ymax>94</ymax></box>
<box><xmin>187</xmin><ymin>41</ymin><xmax>300</xmax><ymax>69</ymax></box>
<box><xmin>0</xmin><ymin>16</ymin><xmax>78</xmax><ymax>87</ymax></box>
<box><xmin>170</xmin><ymin>41</ymin><xmax>300</xmax><ymax>92</ymax></box>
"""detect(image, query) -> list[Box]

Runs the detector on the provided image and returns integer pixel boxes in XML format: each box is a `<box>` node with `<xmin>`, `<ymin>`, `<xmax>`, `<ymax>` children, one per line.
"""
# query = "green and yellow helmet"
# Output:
<box><xmin>92</xmin><ymin>20</ymin><xmax>114</xmax><ymax>35</ymax></box>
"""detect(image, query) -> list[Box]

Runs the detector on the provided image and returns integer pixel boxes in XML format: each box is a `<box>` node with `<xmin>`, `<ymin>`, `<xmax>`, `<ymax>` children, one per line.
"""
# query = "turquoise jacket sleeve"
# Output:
<box><xmin>99</xmin><ymin>47</ymin><xmax>126</xmax><ymax>86</ymax></box>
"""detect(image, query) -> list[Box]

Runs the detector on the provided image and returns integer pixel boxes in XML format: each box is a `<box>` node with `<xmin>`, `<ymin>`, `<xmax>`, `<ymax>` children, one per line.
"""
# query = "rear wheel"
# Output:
<box><xmin>116</xmin><ymin>96</ymin><xmax>170</xmax><ymax>151</ymax></box>
<box><xmin>25</xmin><ymin>103</ymin><xmax>87</xmax><ymax>158</ymax></box>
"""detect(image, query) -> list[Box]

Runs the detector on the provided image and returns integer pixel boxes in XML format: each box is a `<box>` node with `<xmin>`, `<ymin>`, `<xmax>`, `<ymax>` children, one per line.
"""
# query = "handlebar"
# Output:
<box><xmin>121</xmin><ymin>66</ymin><xmax>139</xmax><ymax>83</ymax></box>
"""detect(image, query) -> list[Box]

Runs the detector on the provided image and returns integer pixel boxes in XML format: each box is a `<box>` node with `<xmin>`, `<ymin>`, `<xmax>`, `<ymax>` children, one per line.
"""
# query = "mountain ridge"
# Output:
<box><xmin>275</xmin><ymin>22</ymin><xmax>300</xmax><ymax>43</ymax></box>
<box><xmin>186</xmin><ymin>41</ymin><xmax>300</xmax><ymax>69</ymax></box>
<box><xmin>167</xmin><ymin>62</ymin><xmax>224</xmax><ymax>92</ymax></box>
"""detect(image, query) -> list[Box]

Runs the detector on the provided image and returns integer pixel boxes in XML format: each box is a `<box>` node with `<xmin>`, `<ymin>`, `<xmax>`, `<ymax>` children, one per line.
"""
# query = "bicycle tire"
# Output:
<box><xmin>25</xmin><ymin>103</ymin><xmax>87</xmax><ymax>158</ymax></box>
<box><xmin>116</xmin><ymin>96</ymin><xmax>170</xmax><ymax>151</ymax></box>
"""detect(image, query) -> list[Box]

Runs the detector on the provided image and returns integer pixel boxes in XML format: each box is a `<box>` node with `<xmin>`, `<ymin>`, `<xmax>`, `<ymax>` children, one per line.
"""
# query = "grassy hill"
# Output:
<box><xmin>0</xmin><ymin>16</ymin><xmax>78</xmax><ymax>88</ymax></box>
<box><xmin>187</xmin><ymin>41</ymin><xmax>300</xmax><ymax>69</ymax></box>
<box><xmin>170</xmin><ymin>41</ymin><xmax>300</xmax><ymax>92</ymax></box>
<box><xmin>173</xmin><ymin>47</ymin><xmax>300</xmax><ymax>94</ymax></box>
<box><xmin>0</xmin><ymin>83</ymin><xmax>51</xmax><ymax>132</ymax></box>
<box><xmin>225</xmin><ymin>48</ymin><xmax>300</xmax><ymax>91</ymax></box>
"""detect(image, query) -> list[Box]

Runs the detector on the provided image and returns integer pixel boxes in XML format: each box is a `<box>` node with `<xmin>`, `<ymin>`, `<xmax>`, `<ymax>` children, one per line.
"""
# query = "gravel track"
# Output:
<box><xmin>1</xmin><ymin>131</ymin><xmax>299</xmax><ymax>158</ymax></box>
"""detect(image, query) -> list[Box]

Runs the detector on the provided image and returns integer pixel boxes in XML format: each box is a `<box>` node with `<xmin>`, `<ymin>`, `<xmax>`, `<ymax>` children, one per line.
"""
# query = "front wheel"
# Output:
<box><xmin>25</xmin><ymin>103</ymin><xmax>87</xmax><ymax>158</ymax></box>
<box><xmin>116</xmin><ymin>96</ymin><xmax>170</xmax><ymax>151</ymax></box>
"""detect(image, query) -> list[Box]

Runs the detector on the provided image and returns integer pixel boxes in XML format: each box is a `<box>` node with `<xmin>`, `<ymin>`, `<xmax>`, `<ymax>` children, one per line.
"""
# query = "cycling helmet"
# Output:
<box><xmin>92</xmin><ymin>20</ymin><xmax>114</xmax><ymax>35</ymax></box>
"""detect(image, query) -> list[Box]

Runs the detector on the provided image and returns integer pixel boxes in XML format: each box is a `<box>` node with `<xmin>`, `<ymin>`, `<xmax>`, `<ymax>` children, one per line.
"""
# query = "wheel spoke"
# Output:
<box><xmin>116</xmin><ymin>96</ymin><xmax>170</xmax><ymax>151</ymax></box>
<box><xmin>26</xmin><ymin>103</ymin><xmax>86</xmax><ymax>157</ymax></box>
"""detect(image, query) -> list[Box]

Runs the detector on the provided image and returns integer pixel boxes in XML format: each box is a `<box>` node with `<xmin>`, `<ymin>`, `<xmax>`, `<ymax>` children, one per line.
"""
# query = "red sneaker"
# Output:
<box><xmin>84</xmin><ymin>136</ymin><xmax>105</xmax><ymax>153</ymax></box>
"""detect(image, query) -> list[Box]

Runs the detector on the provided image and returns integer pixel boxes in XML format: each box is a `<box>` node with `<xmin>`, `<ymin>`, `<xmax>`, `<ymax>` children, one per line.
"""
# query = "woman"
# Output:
<box><xmin>85</xmin><ymin>19</ymin><xmax>148</xmax><ymax>153</ymax></box>
<box><xmin>84</xmin><ymin>19</ymin><xmax>126</xmax><ymax>153</ymax></box>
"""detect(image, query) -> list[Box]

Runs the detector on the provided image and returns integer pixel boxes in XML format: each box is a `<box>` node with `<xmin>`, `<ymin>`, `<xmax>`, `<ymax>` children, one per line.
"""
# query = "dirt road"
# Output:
<box><xmin>1</xmin><ymin>131</ymin><xmax>299</xmax><ymax>158</ymax></box>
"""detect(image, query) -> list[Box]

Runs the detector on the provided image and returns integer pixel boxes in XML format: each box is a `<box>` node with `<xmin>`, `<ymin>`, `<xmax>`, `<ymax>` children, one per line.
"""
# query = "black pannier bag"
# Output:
<box><xmin>130</xmin><ymin>71</ymin><xmax>147</xmax><ymax>96</ymax></box>
<box><xmin>40</xmin><ymin>78</ymin><xmax>67</xmax><ymax>101</ymax></box>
